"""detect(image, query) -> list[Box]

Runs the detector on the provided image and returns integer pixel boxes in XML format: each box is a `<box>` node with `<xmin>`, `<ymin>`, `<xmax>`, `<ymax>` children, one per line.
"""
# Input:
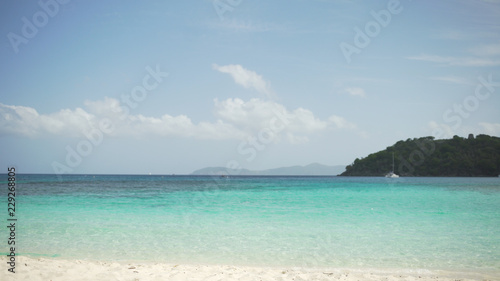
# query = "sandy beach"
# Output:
<box><xmin>1</xmin><ymin>256</ymin><xmax>498</xmax><ymax>281</ymax></box>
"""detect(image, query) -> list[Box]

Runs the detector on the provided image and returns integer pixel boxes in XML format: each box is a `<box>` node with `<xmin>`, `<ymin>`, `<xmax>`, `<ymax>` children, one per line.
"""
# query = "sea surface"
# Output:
<box><xmin>1</xmin><ymin>175</ymin><xmax>499</xmax><ymax>273</ymax></box>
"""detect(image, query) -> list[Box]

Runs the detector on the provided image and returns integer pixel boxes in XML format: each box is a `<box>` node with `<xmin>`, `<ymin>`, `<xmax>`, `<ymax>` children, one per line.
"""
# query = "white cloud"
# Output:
<box><xmin>208</xmin><ymin>19</ymin><xmax>285</xmax><ymax>33</ymax></box>
<box><xmin>0</xmin><ymin>100</ymin><xmax>239</xmax><ymax>140</ymax></box>
<box><xmin>84</xmin><ymin>97</ymin><xmax>122</xmax><ymax>117</ymax></box>
<box><xmin>0</xmin><ymin>103</ymin><xmax>96</xmax><ymax>137</ymax></box>
<box><xmin>286</xmin><ymin>133</ymin><xmax>309</xmax><ymax>145</ymax></box>
<box><xmin>344</xmin><ymin>87</ymin><xmax>366</xmax><ymax>97</ymax></box>
<box><xmin>470</xmin><ymin>43</ymin><xmax>500</xmax><ymax>57</ymax></box>
<box><xmin>430</xmin><ymin>76</ymin><xmax>473</xmax><ymax>85</ymax></box>
<box><xmin>437</xmin><ymin>29</ymin><xmax>470</xmax><ymax>40</ymax></box>
<box><xmin>428</xmin><ymin>121</ymin><xmax>455</xmax><ymax>139</ymax></box>
<box><xmin>428</xmin><ymin>121</ymin><xmax>500</xmax><ymax>139</ymax></box>
<box><xmin>407</xmin><ymin>54</ymin><xmax>500</xmax><ymax>67</ymax></box>
<box><xmin>328</xmin><ymin>115</ymin><xmax>357</xmax><ymax>130</ymax></box>
<box><xmin>213</xmin><ymin>64</ymin><xmax>273</xmax><ymax>96</ymax></box>
<box><xmin>0</xmin><ymin>104</ymin><xmax>41</xmax><ymax>137</ymax></box>
<box><xmin>214</xmin><ymin>98</ymin><xmax>270</xmax><ymax>130</ymax></box>
<box><xmin>328</xmin><ymin>115</ymin><xmax>368</xmax><ymax>138</ymax></box>
<box><xmin>0</xmin><ymin>98</ymin><xmax>359</xmax><ymax>144</ymax></box>
<box><xmin>435</xmin><ymin>28</ymin><xmax>500</xmax><ymax>41</ymax></box>
<box><xmin>288</xmin><ymin>107</ymin><xmax>329</xmax><ymax>133</ymax></box>
<box><xmin>479</xmin><ymin>122</ymin><xmax>500</xmax><ymax>136</ymax></box>
<box><xmin>214</xmin><ymin>98</ymin><xmax>328</xmax><ymax>135</ymax></box>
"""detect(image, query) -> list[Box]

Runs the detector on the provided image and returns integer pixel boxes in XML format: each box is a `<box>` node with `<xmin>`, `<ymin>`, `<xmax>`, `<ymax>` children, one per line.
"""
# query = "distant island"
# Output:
<box><xmin>340</xmin><ymin>134</ymin><xmax>500</xmax><ymax>177</ymax></box>
<box><xmin>192</xmin><ymin>163</ymin><xmax>346</xmax><ymax>176</ymax></box>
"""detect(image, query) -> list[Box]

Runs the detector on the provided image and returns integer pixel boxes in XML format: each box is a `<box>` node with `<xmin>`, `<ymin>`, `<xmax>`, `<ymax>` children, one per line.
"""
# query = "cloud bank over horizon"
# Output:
<box><xmin>0</xmin><ymin>96</ymin><xmax>361</xmax><ymax>143</ymax></box>
<box><xmin>0</xmin><ymin>62</ymin><xmax>368</xmax><ymax>145</ymax></box>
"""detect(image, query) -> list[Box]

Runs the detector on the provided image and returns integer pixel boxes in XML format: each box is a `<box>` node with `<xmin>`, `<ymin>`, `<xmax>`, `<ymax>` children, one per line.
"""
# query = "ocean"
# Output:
<box><xmin>2</xmin><ymin>174</ymin><xmax>499</xmax><ymax>274</ymax></box>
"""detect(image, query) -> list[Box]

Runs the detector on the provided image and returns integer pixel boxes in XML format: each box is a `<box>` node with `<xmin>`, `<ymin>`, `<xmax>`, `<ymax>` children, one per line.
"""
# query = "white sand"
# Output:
<box><xmin>1</xmin><ymin>256</ymin><xmax>498</xmax><ymax>281</ymax></box>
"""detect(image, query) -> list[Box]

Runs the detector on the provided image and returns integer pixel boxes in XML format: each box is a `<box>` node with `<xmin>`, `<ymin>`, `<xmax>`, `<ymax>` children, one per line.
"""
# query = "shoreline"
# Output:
<box><xmin>1</xmin><ymin>256</ymin><xmax>498</xmax><ymax>281</ymax></box>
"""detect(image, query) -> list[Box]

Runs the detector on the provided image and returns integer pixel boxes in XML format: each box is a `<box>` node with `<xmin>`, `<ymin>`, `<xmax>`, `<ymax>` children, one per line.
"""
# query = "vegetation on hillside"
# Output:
<box><xmin>340</xmin><ymin>134</ymin><xmax>500</xmax><ymax>177</ymax></box>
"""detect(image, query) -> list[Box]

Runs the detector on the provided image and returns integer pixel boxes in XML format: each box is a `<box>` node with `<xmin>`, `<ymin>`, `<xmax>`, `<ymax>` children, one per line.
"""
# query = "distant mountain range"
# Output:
<box><xmin>191</xmin><ymin>163</ymin><xmax>345</xmax><ymax>176</ymax></box>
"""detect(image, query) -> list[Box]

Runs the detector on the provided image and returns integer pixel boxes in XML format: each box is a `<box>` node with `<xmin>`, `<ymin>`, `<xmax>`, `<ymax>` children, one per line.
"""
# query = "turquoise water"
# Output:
<box><xmin>1</xmin><ymin>175</ymin><xmax>500</xmax><ymax>272</ymax></box>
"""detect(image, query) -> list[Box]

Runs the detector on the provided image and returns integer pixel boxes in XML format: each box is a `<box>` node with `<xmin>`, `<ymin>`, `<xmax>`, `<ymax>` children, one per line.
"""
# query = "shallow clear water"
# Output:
<box><xmin>1</xmin><ymin>175</ymin><xmax>499</xmax><ymax>272</ymax></box>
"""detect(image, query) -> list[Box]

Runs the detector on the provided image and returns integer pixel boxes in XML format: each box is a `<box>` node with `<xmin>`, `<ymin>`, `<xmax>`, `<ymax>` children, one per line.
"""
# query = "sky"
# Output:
<box><xmin>0</xmin><ymin>0</ymin><xmax>499</xmax><ymax>175</ymax></box>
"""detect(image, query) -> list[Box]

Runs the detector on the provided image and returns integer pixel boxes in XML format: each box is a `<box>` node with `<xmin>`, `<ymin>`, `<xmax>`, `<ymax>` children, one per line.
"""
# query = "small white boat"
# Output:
<box><xmin>385</xmin><ymin>171</ymin><xmax>399</xmax><ymax>178</ymax></box>
<box><xmin>385</xmin><ymin>152</ymin><xmax>399</xmax><ymax>178</ymax></box>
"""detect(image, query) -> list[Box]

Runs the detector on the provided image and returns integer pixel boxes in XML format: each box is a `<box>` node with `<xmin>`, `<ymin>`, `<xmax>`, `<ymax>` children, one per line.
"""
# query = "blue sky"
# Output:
<box><xmin>1</xmin><ymin>0</ymin><xmax>499</xmax><ymax>174</ymax></box>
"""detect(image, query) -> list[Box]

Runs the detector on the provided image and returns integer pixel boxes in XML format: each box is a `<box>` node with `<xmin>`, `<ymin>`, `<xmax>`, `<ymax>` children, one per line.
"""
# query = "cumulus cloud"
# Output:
<box><xmin>328</xmin><ymin>115</ymin><xmax>357</xmax><ymax>130</ymax></box>
<box><xmin>212</xmin><ymin>64</ymin><xmax>273</xmax><ymax>96</ymax></box>
<box><xmin>0</xmin><ymin>98</ymin><xmax>359</xmax><ymax>143</ymax></box>
<box><xmin>0</xmin><ymin>103</ymin><xmax>96</xmax><ymax>137</ymax></box>
<box><xmin>344</xmin><ymin>87</ymin><xmax>366</xmax><ymax>97</ymax></box>
<box><xmin>0</xmin><ymin>100</ymin><xmax>237</xmax><ymax>140</ymax></box>
<box><xmin>214</xmin><ymin>98</ymin><xmax>329</xmax><ymax>135</ymax></box>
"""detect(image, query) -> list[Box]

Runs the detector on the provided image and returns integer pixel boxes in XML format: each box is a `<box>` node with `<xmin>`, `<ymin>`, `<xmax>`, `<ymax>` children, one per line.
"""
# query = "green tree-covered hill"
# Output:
<box><xmin>340</xmin><ymin>134</ymin><xmax>500</xmax><ymax>177</ymax></box>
